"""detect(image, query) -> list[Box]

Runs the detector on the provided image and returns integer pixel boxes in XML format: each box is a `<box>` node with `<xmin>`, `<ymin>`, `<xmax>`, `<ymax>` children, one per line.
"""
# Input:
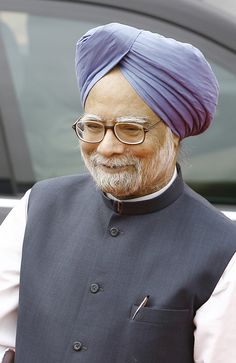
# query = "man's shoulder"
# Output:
<box><xmin>32</xmin><ymin>173</ymin><xmax>93</xmax><ymax>191</ymax></box>
<box><xmin>183</xmin><ymin>183</ymin><xmax>236</xmax><ymax>232</ymax></box>
<box><xmin>29</xmin><ymin>173</ymin><xmax>96</xmax><ymax>204</ymax></box>
<box><xmin>25</xmin><ymin>173</ymin><xmax>100</xmax><ymax>224</ymax></box>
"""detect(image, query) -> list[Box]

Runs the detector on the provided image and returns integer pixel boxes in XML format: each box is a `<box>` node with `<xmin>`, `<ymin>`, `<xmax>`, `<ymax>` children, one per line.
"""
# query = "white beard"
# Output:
<box><xmin>81</xmin><ymin>129</ymin><xmax>176</xmax><ymax>198</ymax></box>
<box><xmin>81</xmin><ymin>152</ymin><xmax>143</xmax><ymax>197</ymax></box>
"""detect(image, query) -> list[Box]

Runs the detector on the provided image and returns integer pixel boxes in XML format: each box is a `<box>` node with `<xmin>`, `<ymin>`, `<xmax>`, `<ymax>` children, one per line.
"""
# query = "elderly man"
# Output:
<box><xmin>1</xmin><ymin>23</ymin><xmax>236</xmax><ymax>363</ymax></box>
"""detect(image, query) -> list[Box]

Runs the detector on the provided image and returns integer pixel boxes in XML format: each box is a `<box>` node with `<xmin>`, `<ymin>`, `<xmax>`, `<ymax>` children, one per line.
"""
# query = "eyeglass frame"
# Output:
<box><xmin>72</xmin><ymin>116</ymin><xmax>161</xmax><ymax>145</ymax></box>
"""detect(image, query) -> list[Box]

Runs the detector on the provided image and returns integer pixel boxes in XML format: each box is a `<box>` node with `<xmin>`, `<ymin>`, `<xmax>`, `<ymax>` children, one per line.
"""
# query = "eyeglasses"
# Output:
<box><xmin>72</xmin><ymin>117</ymin><xmax>160</xmax><ymax>145</ymax></box>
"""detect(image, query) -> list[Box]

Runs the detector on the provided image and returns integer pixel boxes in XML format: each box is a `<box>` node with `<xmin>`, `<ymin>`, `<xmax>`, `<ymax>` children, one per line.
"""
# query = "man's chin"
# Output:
<box><xmin>86</xmin><ymin>165</ymin><xmax>140</xmax><ymax>196</ymax></box>
<box><xmin>98</xmin><ymin>183</ymin><xmax>134</xmax><ymax>197</ymax></box>
<box><xmin>94</xmin><ymin>177</ymin><xmax>138</xmax><ymax>198</ymax></box>
<box><xmin>98</xmin><ymin>164</ymin><xmax>134</xmax><ymax>174</ymax></box>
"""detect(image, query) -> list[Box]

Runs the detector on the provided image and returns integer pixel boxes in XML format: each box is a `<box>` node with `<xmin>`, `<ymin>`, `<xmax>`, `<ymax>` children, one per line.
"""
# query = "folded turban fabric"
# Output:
<box><xmin>75</xmin><ymin>23</ymin><xmax>219</xmax><ymax>139</ymax></box>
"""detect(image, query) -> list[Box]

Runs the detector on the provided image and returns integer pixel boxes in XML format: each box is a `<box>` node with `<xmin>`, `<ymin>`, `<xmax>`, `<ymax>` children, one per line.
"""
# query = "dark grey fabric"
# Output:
<box><xmin>15</xmin><ymin>170</ymin><xmax>236</xmax><ymax>363</ymax></box>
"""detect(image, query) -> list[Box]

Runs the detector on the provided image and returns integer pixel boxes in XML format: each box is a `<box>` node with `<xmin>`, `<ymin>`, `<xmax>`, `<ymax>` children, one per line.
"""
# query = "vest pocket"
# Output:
<box><xmin>130</xmin><ymin>304</ymin><xmax>191</xmax><ymax>324</ymax></box>
<box><xmin>119</xmin><ymin>305</ymin><xmax>193</xmax><ymax>363</ymax></box>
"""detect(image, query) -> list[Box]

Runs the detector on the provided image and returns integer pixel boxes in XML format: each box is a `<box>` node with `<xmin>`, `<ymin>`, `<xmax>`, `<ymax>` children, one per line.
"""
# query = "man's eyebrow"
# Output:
<box><xmin>116</xmin><ymin>116</ymin><xmax>149</xmax><ymax>123</ymax></box>
<box><xmin>81</xmin><ymin>114</ymin><xmax>150</xmax><ymax>123</ymax></box>
<box><xmin>82</xmin><ymin>113</ymin><xmax>102</xmax><ymax>121</ymax></box>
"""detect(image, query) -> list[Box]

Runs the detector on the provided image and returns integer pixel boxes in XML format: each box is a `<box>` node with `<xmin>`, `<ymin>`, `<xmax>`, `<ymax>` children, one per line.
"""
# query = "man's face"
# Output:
<box><xmin>80</xmin><ymin>67</ymin><xmax>179</xmax><ymax>199</ymax></box>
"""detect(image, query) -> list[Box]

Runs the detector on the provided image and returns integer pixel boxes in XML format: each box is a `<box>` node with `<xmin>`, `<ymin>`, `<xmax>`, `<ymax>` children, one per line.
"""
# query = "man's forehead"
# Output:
<box><xmin>84</xmin><ymin>68</ymin><xmax>160</xmax><ymax>122</ymax></box>
<box><xmin>85</xmin><ymin>67</ymin><xmax>145</xmax><ymax>104</ymax></box>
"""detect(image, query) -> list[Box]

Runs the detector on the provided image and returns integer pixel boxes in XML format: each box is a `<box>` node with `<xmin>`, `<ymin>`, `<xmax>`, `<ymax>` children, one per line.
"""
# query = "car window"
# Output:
<box><xmin>203</xmin><ymin>0</ymin><xmax>236</xmax><ymax>18</ymax></box>
<box><xmin>0</xmin><ymin>11</ymin><xmax>90</xmax><ymax>182</ymax></box>
<box><xmin>0</xmin><ymin>1</ymin><xmax>235</xmax><ymax>205</ymax></box>
<box><xmin>182</xmin><ymin>63</ymin><xmax>236</xmax><ymax>203</ymax></box>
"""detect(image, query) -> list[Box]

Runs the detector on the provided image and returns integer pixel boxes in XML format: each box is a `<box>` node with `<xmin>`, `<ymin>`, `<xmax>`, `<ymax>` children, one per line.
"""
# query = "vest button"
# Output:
<box><xmin>73</xmin><ymin>341</ymin><xmax>83</xmax><ymax>351</ymax></box>
<box><xmin>109</xmin><ymin>227</ymin><xmax>120</xmax><ymax>237</ymax></box>
<box><xmin>90</xmin><ymin>283</ymin><xmax>100</xmax><ymax>293</ymax></box>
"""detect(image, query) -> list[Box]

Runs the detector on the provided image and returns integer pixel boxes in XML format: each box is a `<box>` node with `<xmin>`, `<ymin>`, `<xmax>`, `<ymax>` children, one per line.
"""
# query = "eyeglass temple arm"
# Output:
<box><xmin>143</xmin><ymin>119</ymin><xmax>161</xmax><ymax>132</ymax></box>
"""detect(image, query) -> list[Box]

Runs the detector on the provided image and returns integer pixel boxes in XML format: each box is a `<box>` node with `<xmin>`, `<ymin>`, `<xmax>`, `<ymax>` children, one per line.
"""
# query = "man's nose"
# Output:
<box><xmin>96</xmin><ymin>129</ymin><xmax>125</xmax><ymax>157</ymax></box>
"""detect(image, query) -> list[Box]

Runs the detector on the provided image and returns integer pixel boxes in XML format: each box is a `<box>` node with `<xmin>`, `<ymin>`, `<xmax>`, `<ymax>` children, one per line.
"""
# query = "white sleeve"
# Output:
<box><xmin>0</xmin><ymin>191</ymin><xmax>30</xmax><ymax>360</ymax></box>
<box><xmin>194</xmin><ymin>252</ymin><xmax>236</xmax><ymax>363</ymax></box>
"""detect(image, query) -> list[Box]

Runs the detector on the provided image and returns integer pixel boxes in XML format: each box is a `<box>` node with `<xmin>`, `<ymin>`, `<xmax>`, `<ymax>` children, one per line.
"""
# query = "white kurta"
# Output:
<box><xmin>1</xmin><ymin>185</ymin><xmax>236</xmax><ymax>362</ymax></box>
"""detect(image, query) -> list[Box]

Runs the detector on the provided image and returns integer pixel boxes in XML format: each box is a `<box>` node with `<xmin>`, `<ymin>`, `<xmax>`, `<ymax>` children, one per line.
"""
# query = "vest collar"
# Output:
<box><xmin>102</xmin><ymin>164</ymin><xmax>184</xmax><ymax>215</ymax></box>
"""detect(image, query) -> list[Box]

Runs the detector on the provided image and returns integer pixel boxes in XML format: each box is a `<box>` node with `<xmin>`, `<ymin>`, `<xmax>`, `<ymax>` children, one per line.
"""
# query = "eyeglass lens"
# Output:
<box><xmin>76</xmin><ymin>120</ymin><xmax>145</xmax><ymax>144</ymax></box>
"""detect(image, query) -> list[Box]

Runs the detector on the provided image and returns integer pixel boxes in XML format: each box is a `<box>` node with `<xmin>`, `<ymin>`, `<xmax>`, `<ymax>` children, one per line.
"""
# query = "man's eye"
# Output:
<box><xmin>85</xmin><ymin>122</ymin><xmax>103</xmax><ymax>131</ymax></box>
<box><xmin>119</xmin><ymin>124</ymin><xmax>142</xmax><ymax>133</ymax></box>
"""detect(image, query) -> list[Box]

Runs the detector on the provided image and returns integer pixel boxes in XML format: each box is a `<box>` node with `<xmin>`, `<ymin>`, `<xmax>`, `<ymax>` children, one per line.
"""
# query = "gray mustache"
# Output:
<box><xmin>90</xmin><ymin>154</ymin><xmax>139</xmax><ymax>168</ymax></box>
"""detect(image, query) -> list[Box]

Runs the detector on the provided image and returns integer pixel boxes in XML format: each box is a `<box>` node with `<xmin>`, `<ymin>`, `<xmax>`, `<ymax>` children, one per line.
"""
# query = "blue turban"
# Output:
<box><xmin>75</xmin><ymin>23</ymin><xmax>219</xmax><ymax>139</ymax></box>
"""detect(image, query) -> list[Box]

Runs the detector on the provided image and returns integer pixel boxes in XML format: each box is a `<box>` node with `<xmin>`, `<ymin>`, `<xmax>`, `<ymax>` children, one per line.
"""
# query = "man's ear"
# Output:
<box><xmin>173</xmin><ymin>133</ymin><xmax>180</xmax><ymax>149</ymax></box>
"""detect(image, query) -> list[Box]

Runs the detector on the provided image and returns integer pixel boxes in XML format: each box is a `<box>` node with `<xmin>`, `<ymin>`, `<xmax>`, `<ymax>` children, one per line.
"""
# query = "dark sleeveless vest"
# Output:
<box><xmin>15</xmin><ymin>168</ymin><xmax>236</xmax><ymax>363</ymax></box>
